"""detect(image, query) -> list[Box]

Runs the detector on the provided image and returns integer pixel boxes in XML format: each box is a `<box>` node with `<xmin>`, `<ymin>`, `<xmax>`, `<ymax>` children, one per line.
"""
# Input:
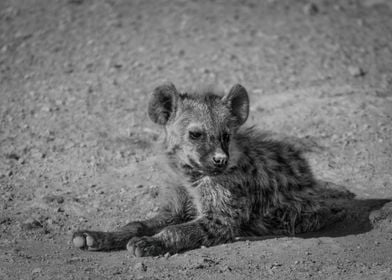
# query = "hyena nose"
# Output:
<box><xmin>212</xmin><ymin>153</ymin><xmax>228</xmax><ymax>167</ymax></box>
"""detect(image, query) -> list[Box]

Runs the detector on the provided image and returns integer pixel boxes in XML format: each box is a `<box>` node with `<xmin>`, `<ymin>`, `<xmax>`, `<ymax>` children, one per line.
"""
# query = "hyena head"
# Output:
<box><xmin>148</xmin><ymin>82</ymin><xmax>249</xmax><ymax>176</ymax></box>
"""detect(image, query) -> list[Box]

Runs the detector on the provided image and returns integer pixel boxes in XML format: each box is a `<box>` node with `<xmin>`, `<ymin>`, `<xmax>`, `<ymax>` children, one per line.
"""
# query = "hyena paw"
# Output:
<box><xmin>72</xmin><ymin>230</ymin><xmax>109</xmax><ymax>251</ymax></box>
<box><xmin>127</xmin><ymin>236</ymin><xmax>166</xmax><ymax>257</ymax></box>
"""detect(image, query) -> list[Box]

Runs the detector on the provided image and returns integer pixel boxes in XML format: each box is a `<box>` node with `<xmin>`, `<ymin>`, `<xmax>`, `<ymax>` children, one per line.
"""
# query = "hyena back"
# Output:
<box><xmin>73</xmin><ymin>83</ymin><xmax>347</xmax><ymax>257</ymax></box>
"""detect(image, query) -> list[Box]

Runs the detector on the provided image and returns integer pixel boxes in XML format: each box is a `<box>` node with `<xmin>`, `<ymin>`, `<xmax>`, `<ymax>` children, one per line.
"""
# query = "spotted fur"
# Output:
<box><xmin>73</xmin><ymin>83</ymin><xmax>347</xmax><ymax>256</ymax></box>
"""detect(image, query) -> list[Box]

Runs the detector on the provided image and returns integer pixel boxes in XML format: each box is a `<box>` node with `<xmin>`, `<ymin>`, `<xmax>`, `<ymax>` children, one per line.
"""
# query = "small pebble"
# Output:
<box><xmin>133</xmin><ymin>262</ymin><xmax>147</xmax><ymax>272</ymax></box>
<box><xmin>31</xmin><ymin>150</ymin><xmax>45</xmax><ymax>159</ymax></box>
<box><xmin>6</xmin><ymin>153</ymin><xmax>20</xmax><ymax>160</ymax></box>
<box><xmin>32</xmin><ymin>268</ymin><xmax>42</xmax><ymax>274</ymax></box>
<box><xmin>41</xmin><ymin>105</ymin><xmax>51</xmax><ymax>112</ymax></box>
<box><xmin>348</xmin><ymin>66</ymin><xmax>365</xmax><ymax>77</ymax></box>
<box><xmin>253</xmin><ymin>88</ymin><xmax>264</xmax><ymax>95</ymax></box>
<box><xmin>270</xmin><ymin>262</ymin><xmax>282</xmax><ymax>269</ymax></box>
<box><xmin>0</xmin><ymin>216</ymin><xmax>11</xmax><ymax>224</ymax></box>
<box><xmin>303</xmin><ymin>3</ymin><xmax>319</xmax><ymax>15</ymax></box>
<box><xmin>22</xmin><ymin>218</ymin><xmax>42</xmax><ymax>230</ymax></box>
<box><xmin>219</xmin><ymin>265</ymin><xmax>232</xmax><ymax>272</ymax></box>
<box><xmin>42</xmin><ymin>195</ymin><xmax>64</xmax><ymax>204</ymax></box>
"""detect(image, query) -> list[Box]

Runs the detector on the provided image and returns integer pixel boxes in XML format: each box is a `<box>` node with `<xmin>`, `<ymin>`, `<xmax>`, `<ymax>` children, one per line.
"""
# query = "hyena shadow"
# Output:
<box><xmin>236</xmin><ymin>184</ymin><xmax>391</xmax><ymax>242</ymax></box>
<box><xmin>305</xmin><ymin>196</ymin><xmax>391</xmax><ymax>238</ymax></box>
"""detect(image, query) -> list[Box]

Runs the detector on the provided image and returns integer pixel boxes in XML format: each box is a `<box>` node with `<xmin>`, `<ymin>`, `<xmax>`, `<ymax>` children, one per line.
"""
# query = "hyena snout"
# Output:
<box><xmin>212</xmin><ymin>152</ymin><xmax>228</xmax><ymax>168</ymax></box>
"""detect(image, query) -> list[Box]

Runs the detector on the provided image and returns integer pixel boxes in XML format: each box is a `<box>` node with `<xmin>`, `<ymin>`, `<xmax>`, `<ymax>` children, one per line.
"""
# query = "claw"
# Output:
<box><xmin>85</xmin><ymin>234</ymin><xmax>95</xmax><ymax>247</ymax></box>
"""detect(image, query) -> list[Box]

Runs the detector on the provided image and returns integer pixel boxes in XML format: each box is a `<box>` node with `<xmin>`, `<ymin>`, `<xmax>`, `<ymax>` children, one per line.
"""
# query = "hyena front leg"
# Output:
<box><xmin>127</xmin><ymin>217</ymin><xmax>237</xmax><ymax>257</ymax></box>
<box><xmin>72</xmin><ymin>211</ymin><xmax>180</xmax><ymax>251</ymax></box>
<box><xmin>73</xmin><ymin>185</ymin><xmax>195</xmax><ymax>251</ymax></box>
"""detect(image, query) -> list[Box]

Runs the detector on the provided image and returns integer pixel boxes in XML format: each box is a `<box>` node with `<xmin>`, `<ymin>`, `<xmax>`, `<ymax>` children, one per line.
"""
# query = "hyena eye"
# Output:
<box><xmin>222</xmin><ymin>132</ymin><xmax>230</xmax><ymax>143</ymax></box>
<box><xmin>189</xmin><ymin>131</ymin><xmax>203</xmax><ymax>140</ymax></box>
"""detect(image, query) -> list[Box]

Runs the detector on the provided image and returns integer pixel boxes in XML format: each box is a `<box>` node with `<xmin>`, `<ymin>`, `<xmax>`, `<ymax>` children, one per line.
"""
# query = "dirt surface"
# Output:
<box><xmin>1</xmin><ymin>0</ymin><xmax>392</xmax><ymax>279</ymax></box>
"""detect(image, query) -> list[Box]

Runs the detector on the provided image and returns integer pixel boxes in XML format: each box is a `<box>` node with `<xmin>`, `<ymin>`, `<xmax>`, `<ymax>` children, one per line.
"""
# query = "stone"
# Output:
<box><xmin>348</xmin><ymin>66</ymin><xmax>365</xmax><ymax>77</ymax></box>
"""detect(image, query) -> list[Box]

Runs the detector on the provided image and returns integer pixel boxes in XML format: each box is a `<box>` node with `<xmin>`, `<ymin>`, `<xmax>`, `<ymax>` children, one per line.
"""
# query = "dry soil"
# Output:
<box><xmin>1</xmin><ymin>0</ymin><xmax>392</xmax><ymax>279</ymax></box>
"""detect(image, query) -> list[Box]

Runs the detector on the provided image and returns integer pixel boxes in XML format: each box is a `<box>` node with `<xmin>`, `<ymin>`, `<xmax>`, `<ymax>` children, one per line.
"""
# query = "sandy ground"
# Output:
<box><xmin>1</xmin><ymin>0</ymin><xmax>392</xmax><ymax>279</ymax></box>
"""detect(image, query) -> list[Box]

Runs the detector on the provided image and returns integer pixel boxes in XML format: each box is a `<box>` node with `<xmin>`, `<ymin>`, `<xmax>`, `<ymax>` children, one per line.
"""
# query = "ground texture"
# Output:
<box><xmin>1</xmin><ymin>0</ymin><xmax>392</xmax><ymax>279</ymax></box>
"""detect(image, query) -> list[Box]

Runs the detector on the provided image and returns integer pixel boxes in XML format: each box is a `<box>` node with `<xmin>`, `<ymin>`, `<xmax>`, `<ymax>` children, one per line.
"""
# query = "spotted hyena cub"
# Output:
<box><xmin>73</xmin><ymin>83</ymin><xmax>346</xmax><ymax>257</ymax></box>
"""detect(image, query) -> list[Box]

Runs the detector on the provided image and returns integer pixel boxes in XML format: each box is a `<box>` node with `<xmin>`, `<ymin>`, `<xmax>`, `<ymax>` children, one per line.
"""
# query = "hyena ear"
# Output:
<box><xmin>222</xmin><ymin>84</ymin><xmax>249</xmax><ymax>126</ymax></box>
<box><xmin>148</xmin><ymin>82</ymin><xmax>179</xmax><ymax>125</ymax></box>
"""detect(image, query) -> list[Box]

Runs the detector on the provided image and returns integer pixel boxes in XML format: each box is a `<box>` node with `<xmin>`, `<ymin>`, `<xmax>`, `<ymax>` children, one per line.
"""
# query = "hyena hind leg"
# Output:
<box><xmin>294</xmin><ymin>202</ymin><xmax>347</xmax><ymax>234</ymax></box>
<box><xmin>243</xmin><ymin>200</ymin><xmax>347</xmax><ymax>239</ymax></box>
